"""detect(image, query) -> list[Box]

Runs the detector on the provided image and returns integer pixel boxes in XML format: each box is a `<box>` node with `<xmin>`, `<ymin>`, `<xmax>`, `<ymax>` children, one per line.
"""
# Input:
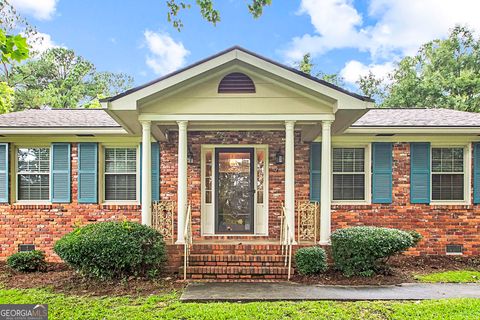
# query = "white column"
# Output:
<box><xmin>285</xmin><ymin>120</ymin><xmax>296</xmax><ymax>241</ymax></box>
<box><xmin>176</xmin><ymin>120</ymin><xmax>188</xmax><ymax>244</ymax></box>
<box><xmin>319</xmin><ymin>120</ymin><xmax>332</xmax><ymax>245</ymax></box>
<box><xmin>141</xmin><ymin>120</ymin><xmax>152</xmax><ymax>226</ymax></box>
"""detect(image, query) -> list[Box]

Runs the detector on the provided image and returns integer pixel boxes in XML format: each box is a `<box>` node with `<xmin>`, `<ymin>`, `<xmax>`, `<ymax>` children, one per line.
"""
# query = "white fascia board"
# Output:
<box><xmin>345</xmin><ymin>127</ymin><xmax>480</xmax><ymax>134</ymax></box>
<box><xmin>137</xmin><ymin>113</ymin><xmax>336</xmax><ymax>122</ymax></box>
<box><xmin>0</xmin><ymin>128</ymin><xmax>128</xmax><ymax>135</ymax></box>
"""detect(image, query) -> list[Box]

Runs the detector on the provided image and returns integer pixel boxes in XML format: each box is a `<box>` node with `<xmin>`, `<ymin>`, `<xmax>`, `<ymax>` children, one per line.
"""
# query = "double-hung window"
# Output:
<box><xmin>431</xmin><ymin>147</ymin><xmax>465</xmax><ymax>201</ymax></box>
<box><xmin>17</xmin><ymin>147</ymin><xmax>50</xmax><ymax>201</ymax></box>
<box><xmin>104</xmin><ymin>147</ymin><xmax>137</xmax><ymax>202</ymax></box>
<box><xmin>333</xmin><ymin>147</ymin><xmax>366</xmax><ymax>201</ymax></box>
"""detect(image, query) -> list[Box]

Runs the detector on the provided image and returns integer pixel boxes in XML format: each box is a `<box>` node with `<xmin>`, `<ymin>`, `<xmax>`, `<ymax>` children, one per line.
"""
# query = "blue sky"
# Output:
<box><xmin>9</xmin><ymin>0</ymin><xmax>480</xmax><ymax>89</ymax></box>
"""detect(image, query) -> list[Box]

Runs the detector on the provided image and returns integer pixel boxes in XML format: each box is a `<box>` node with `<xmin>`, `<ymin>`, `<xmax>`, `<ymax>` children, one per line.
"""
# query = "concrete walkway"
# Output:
<box><xmin>180</xmin><ymin>282</ymin><xmax>480</xmax><ymax>302</ymax></box>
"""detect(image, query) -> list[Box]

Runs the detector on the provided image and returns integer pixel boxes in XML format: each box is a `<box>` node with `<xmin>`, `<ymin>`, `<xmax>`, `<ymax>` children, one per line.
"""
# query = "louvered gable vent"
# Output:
<box><xmin>218</xmin><ymin>72</ymin><xmax>255</xmax><ymax>93</ymax></box>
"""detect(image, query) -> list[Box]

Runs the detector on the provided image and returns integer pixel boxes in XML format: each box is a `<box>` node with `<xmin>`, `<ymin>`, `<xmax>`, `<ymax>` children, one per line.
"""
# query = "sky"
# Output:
<box><xmin>8</xmin><ymin>0</ymin><xmax>480</xmax><ymax>90</ymax></box>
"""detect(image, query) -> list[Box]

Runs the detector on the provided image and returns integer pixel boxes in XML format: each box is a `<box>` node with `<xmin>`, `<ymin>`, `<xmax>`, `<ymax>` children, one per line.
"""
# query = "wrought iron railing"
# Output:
<box><xmin>297</xmin><ymin>201</ymin><xmax>319</xmax><ymax>243</ymax></box>
<box><xmin>183</xmin><ymin>203</ymin><xmax>192</xmax><ymax>281</ymax></box>
<box><xmin>151</xmin><ymin>200</ymin><xmax>175</xmax><ymax>244</ymax></box>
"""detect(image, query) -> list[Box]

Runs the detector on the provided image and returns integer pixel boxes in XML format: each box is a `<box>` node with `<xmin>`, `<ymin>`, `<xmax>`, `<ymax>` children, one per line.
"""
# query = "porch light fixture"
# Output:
<box><xmin>275</xmin><ymin>149</ymin><xmax>284</xmax><ymax>165</ymax></box>
<box><xmin>187</xmin><ymin>146</ymin><xmax>194</xmax><ymax>164</ymax></box>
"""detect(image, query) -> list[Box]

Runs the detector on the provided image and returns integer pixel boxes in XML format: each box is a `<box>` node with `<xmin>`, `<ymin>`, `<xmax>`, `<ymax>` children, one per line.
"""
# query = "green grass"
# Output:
<box><xmin>415</xmin><ymin>270</ymin><xmax>480</xmax><ymax>283</ymax></box>
<box><xmin>1</xmin><ymin>288</ymin><xmax>480</xmax><ymax>319</ymax></box>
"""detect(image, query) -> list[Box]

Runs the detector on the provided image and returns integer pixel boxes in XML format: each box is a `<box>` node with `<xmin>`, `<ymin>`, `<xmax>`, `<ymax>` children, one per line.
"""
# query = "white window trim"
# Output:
<box><xmin>101</xmin><ymin>144</ymin><xmax>140</xmax><ymax>205</ymax></box>
<box><xmin>200</xmin><ymin>144</ymin><xmax>269</xmax><ymax>236</ymax></box>
<box><xmin>15</xmin><ymin>144</ymin><xmax>52</xmax><ymax>204</ymax></box>
<box><xmin>331</xmin><ymin>143</ymin><xmax>371</xmax><ymax>205</ymax></box>
<box><xmin>430</xmin><ymin>143</ymin><xmax>471</xmax><ymax>206</ymax></box>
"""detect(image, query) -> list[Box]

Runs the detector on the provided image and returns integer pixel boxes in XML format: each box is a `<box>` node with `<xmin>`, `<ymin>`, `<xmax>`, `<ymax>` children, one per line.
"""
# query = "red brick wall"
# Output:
<box><xmin>0</xmin><ymin>143</ymin><xmax>141</xmax><ymax>261</ymax></box>
<box><xmin>160</xmin><ymin>131</ymin><xmax>310</xmax><ymax>240</ymax></box>
<box><xmin>332</xmin><ymin>143</ymin><xmax>480</xmax><ymax>256</ymax></box>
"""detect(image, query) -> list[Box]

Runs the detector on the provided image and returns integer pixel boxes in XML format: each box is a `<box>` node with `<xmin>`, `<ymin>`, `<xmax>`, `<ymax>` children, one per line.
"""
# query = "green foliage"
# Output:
<box><xmin>331</xmin><ymin>226</ymin><xmax>418</xmax><ymax>277</ymax></box>
<box><xmin>294</xmin><ymin>246</ymin><xmax>328</xmax><ymax>275</ymax></box>
<box><xmin>53</xmin><ymin>221</ymin><xmax>166</xmax><ymax>280</ymax></box>
<box><xmin>358</xmin><ymin>25</ymin><xmax>480</xmax><ymax>111</ymax></box>
<box><xmin>0</xmin><ymin>28</ymin><xmax>29</xmax><ymax>78</ymax></box>
<box><xmin>165</xmin><ymin>0</ymin><xmax>271</xmax><ymax>31</ymax></box>
<box><xmin>8</xmin><ymin>47</ymin><xmax>133</xmax><ymax>110</ymax></box>
<box><xmin>0</xmin><ymin>81</ymin><xmax>14</xmax><ymax>113</ymax></box>
<box><xmin>297</xmin><ymin>53</ymin><xmax>313</xmax><ymax>75</ymax></box>
<box><xmin>407</xmin><ymin>230</ymin><xmax>422</xmax><ymax>246</ymax></box>
<box><xmin>415</xmin><ymin>270</ymin><xmax>480</xmax><ymax>283</ymax></box>
<box><xmin>7</xmin><ymin>250</ymin><xmax>46</xmax><ymax>272</ymax></box>
<box><xmin>1</xmin><ymin>288</ymin><xmax>480</xmax><ymax>319</ymax></box>
<box><xmin>296</xmin><ymin>53</ymin><xmax>345</xmax><ymax>87</ymax></box>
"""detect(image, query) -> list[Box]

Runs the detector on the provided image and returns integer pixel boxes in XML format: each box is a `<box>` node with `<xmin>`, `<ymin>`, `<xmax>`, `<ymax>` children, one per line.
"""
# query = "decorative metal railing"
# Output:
<box><xmin>151</xmin><ymin>200</ymin><xmax>175</xmax><ymax>244</ymax></box>
<box><xmin>297</xmin><ymin>201</ymin><xmax>319</xmax><ymax>243</ymax></box>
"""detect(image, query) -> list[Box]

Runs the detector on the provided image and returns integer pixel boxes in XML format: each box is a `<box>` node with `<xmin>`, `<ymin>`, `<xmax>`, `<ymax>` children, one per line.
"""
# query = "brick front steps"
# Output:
<box><xmin>172</xmin><ymin>243</ymin><xmax>317</xmax><ymax>281</ymax></box>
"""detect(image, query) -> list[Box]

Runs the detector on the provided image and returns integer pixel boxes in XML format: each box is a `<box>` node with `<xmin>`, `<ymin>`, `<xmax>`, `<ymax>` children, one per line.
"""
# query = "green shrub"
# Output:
<box><xmin>331</xmin><ymin>226</ymin><xmax>418</xmax><ymax>277</ymax></box>
<box><xmin>54</xmin><ymin>221</ymin><xmax>166</xmax><ymax>280</ymax></box>
<box><xmin>408</xmin><ymin>230</ymin><xmax>423</xmax><ymax>246</ymax></box>
<box><xmin>7</xmin><ymin>250</ymin><xmax>46</xmax><ymax>272</ymax></box>
<box><xmin>294</xmin><ymin>246</ymin><xmax>328</xmax><ymax>275</ymax></box>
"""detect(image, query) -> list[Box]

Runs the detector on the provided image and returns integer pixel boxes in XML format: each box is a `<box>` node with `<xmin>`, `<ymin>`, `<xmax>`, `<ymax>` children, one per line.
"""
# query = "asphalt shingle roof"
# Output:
<box><xmin>0</xmin><ymin>109</ymin><xmax>121</xmax><ymax>128</ymax></box>
<box><xmin>352</xmin><ymin>108</ymin><xmax>480</xmax><ymax>127</ymax></box>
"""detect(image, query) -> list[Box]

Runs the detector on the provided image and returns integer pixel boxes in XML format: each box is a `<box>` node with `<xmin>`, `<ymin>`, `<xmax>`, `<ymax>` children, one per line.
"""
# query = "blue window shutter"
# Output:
<box><xmin>0</xmin><ymin>143</ymin><xmax>8</xmax><ymax>203</ymax></box>
<box><xmin>151</xmin><ymin>142</ymin><xmax>160</xmax><ymax>201</ymax></box>
<box><xmin>51</xmin><ymin>143</ymin><xmax>71</xmax><ymax>203</ymax></box>
<box><xmin>310</xmin><ymin>142</ymin><xmax>321</xmax><ymax>202</ymax></box>
<box><xmin>474</xmin><ymin>143</ymin><xmax>480</xmax><ymax>204</ymax></box>
<box><xmin>78</xmin><ymin>143</ymin><xmax>98</xmax><ymax>203</ymax></box>
<box><xmin>410</xmin><ymin>142</ymin><xmax>431</xmax><ymax>204</ymax></box>
<box><xmin>372</xmin><ymin>142</ymin><xmax>393</xmax><ymax>203</ymax></box>
<box><xmin>140</xmin><ymin>142</ymin><xmax>160</xmax><ymax>201</ymax></box>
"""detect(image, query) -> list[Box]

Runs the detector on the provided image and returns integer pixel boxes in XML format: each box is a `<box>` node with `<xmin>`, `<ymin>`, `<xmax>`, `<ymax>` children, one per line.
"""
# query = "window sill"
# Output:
<box><xmin>430</xmin><ymin>201</ymin><xmax>470</xmax><ymax>206</ymax></box>
<box><xmin>332</xmin><ymin>200</ymin><xmax>371</xmax><ymax>206</ymax></box>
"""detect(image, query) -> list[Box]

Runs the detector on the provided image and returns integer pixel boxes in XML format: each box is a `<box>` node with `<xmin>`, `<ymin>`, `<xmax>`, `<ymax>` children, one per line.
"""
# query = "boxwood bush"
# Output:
<box><xmin>294</xmin><ymin>246</ymin><xmax>328</xmax><ymax>275</ymax></box>
<box><xmin>54</xmin><ymin>221</ymin><xmax>166</xmax><ymax>280</ymax></box>
<box><xmin>7</xmin><ymin>250</ymin><xmax>46</xmax><ymax>272</ymax></box>
<box><xmin>331</xmin><ymin>226</ymin><xmax>421</xmax><ymax>277</ymax></box>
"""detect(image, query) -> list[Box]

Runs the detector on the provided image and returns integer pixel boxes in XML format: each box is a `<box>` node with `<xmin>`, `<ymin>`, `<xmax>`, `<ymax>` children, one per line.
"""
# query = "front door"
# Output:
<box><xmin>215</xmin><ymin>148</ymin><xmax>255</xmax><ymax>234</ymax></box>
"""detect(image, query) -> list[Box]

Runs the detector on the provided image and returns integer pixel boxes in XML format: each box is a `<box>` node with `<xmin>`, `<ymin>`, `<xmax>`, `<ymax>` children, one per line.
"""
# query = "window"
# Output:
<box><xmin>256</xmin><ymin>149</ymin><xmax>265</xmax><ymax>204</ymax></box>
<box><xmin>205</xmin><ymin>150</ymin><xmax>213</xmax><ymax>204</ymax></box>
<box><xmin>431</xmin><ymin>147</ymin><xmax>464</xmax><ymax>201</ymax></box>
<box><xmin>17</xmin><ymin>147</ymin><xmax>50</xmax><ymax>201</ymax></box>
<box><xmin>333</xmin><ymin>148</ymin><xmax>365</xmax><ymax>201</ymax></box>
<box><xmin>104</xmin><ymin>147</ymin><xmax>137</xmax><ymax>201</ymax></box>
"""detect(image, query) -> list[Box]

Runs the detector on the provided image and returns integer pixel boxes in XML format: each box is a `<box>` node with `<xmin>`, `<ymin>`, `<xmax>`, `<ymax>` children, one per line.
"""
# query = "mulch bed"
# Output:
<box><xmin>1</xmin><ymin>256</ymin><xmax>479</xmax><ymax>295</ymax></box>
<box><xmin>292</xmin><ymin>255</ymin><xmax>480</xmax><ymax>285</ymax></box>
<box><xmin>0</xmin><ymin>262</ymin><xmax>184</xmax><ymax>297</ymax></box>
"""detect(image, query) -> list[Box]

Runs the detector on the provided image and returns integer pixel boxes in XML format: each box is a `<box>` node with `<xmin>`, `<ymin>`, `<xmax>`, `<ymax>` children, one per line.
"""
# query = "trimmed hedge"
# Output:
<box><xmin>54</xmin><ymin>221</ymin><xmax>166</xmax><ymax>280</ymax></box>
<box><xmin>331</xmin><ymin>226</ymin><xmax>420</xmax><ymax>277</ymax></box>
<box><xmin>7</xmin><ymin>250</ymin><xmax>46</xmax><ymax>272</ymax></box>
<box><xmin>295</xmin><ymin>246</ymin><xmax>328</xmax><ymax>275</ymax></box>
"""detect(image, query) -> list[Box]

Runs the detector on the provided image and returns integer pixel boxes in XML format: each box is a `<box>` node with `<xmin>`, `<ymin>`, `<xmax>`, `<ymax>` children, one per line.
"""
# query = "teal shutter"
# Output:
<box><xmin>0</xmin><ymin>143</ymin><xmax>8</xmax><ymax>203</ymax></box>
<box><xmin>410</xmin><ymin>142</ymin><xmax>430</xmax><ymax>204</ymax></box>
<box><xmin>151</xmin><ymin>142</ymin><xmax>160</xmax><ymax>201</ymax></box>
<box><xmin>140</xmin><ymin>142</ymin><xmax>160</xmax><ymax>201</ymax></box>
<box><xmin>474</xmin><ymin>143</ymin><xmax>480</xmax><ymax>204</ymax></box>
<box><xmin>310</xmin><ymin>142</ymin><xmax>321</xmax><ymax>202</ymax></box>
<box><xmin>51</xmin><ymin>143</ymin><xmax>71</xmax><ymax>203</ymax></box>
<box><xmin>78</xmin><ymin>143</ymin><xmax>98</xmax><ymax>203</ymax></box>
<box><xmin>372</xmin><ymin>142</ymin><xmax>392</xmax><ymax>203</ymax></box>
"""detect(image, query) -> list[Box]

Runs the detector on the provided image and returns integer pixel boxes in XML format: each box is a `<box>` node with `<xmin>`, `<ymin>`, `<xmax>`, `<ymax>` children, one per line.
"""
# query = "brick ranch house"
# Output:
<box><xmin>1</xmin><ymin>47</ymin><xmax>480</xmax><ymax>280</ymax></box>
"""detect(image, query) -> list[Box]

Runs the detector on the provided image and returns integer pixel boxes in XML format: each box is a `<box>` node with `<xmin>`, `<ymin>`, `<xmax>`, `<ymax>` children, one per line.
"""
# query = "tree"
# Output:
<box><xmin>166</xmin><ymin>0</ymin><xmax>271</xmax><ymax>30</ymax></box>
<box><xmin>296</xmin><ymin>53</ymin><xmax>345</xmax><ymax>87</ymax></box>
<box><xmin>358</xmin><ymin>25</ymin><xmax>480</xmax><ymax>111</ymax></box>
<box><xmin>8</xmin><ymin>48</ymin><xmax>134</xmax><ymax>110</ymax></box>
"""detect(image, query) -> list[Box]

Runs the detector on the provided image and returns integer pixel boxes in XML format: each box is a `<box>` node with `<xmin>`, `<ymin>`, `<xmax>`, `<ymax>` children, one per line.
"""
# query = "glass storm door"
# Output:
<box><xmin>215</xmin><ymin>148</ymin><xmax>255</xmax><ymax>234</ymax></box>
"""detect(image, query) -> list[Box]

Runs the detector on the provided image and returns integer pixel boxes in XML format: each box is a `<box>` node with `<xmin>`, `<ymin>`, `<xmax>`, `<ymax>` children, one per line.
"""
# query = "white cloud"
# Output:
<box><xmin>27</xmin><ymin>32</ymin><xmax>60</xmax><ymax>54</ymax></box>
<box><xmin>143</xmin><ymin>30</ymin><xmax>190</xmax><ymax>76</ymax></box>
<box><xmin>9</xmin><ymin>0</ymin><xmax>58</xmax><ymax>20</ymax></box>
<box><xmin>340</xmin><ymin>60</ymin><xmax>395</xmax><ymax>85</ymax></box>
<box><xmin>284</xmin><ymin>0</ymin><xmax>480</xmax><ymax>62</ymax></box>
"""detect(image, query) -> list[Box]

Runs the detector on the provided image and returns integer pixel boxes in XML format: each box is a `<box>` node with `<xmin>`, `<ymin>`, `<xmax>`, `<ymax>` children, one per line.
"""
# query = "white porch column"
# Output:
<box><xmin>319</xmin><ymin>120</ymin><xmax>332</xmax><ymax>245</ymax></box>
<box><xmin>141</xmin><ymin>120</ymin><xmax>152</xmax><ymax>226</ymax></box>
<box><xmin>285</xmin><ymin>120</ymin><xmax>296</xmax><ymax>241</ymax></box>
<box><xmin>176</xmin><ymin>120</ymin><xmax>188</xmax><ymax>244</ymax></box>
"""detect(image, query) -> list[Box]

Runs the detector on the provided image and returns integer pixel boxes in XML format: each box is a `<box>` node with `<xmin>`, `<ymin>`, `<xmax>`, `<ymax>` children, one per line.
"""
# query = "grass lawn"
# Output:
<box><xmin>415</xmin><ymin>270</ymin><xmax>480</xmax><ymax>283</ymax></box>
<box><xmin>1</xmin><ymin>288</ymin><xmax>480</xmax><ymax>320</ymax></box>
